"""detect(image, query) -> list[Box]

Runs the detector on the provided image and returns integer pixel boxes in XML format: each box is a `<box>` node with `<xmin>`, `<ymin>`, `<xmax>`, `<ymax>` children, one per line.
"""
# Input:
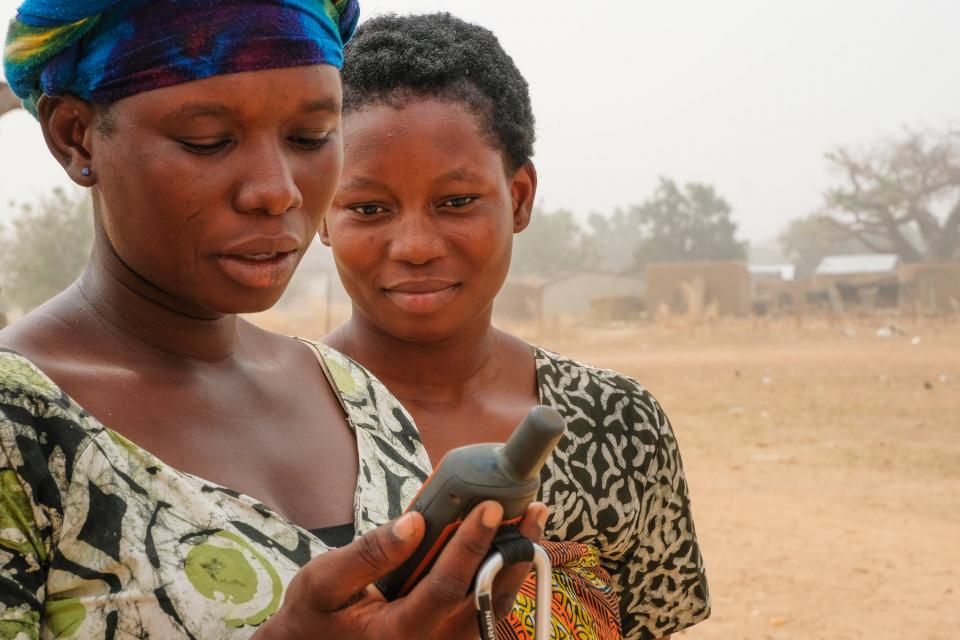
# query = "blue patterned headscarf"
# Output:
<box><xmin>3</xmin><ymin>0</ymin><xmax>360</xmax><ymax>116</ymax></box>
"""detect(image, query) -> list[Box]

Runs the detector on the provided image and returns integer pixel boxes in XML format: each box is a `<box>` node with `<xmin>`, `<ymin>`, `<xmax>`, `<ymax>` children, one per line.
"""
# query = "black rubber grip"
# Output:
<box><xmin>490</xmin><ymin>524</ymin><xmax>535</xmax><ymax>566</ymax></box>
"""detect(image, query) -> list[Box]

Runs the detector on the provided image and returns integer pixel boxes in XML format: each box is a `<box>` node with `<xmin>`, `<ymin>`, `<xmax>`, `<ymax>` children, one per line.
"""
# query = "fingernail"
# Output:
<box><xmin>481</xmin><ymin>502</ymin><xmax>503</xmax><ymax>529</ymax></box>
<box><xmin>393</xmin><ymin>513</ymin><xmax>416</xmax><ymax>541</ymax></box>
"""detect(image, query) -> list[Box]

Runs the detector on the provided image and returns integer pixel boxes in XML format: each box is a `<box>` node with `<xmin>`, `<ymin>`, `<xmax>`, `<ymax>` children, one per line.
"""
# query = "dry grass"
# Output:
<box><xmin>250</xmin><ymin>308</ymin><xmax>960</xmax><ymax>639</ymax></box>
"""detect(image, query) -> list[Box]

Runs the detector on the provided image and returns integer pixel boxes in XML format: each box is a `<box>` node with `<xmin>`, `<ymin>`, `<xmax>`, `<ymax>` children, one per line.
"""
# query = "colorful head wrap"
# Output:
<box><xmin>3</xmin><ymin>0</ymin><xmax>360</xmax><ymax>116</ymax></box>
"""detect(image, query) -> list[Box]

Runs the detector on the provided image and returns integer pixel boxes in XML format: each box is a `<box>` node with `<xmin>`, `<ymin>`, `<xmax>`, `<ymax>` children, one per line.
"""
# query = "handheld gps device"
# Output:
<box><xmin>376</xmin><ymin>405</ymin><xmax>565</xmax><ymax>601</ymax></box>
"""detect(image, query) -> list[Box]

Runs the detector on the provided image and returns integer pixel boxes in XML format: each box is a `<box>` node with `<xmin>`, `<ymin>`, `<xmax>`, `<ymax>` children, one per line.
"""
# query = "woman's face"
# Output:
<box><xmin>322</xmin><ymin>99</ymin><xmax>535</xmax><ymax>343</ymax></box>
<box><xmin>81</xmin><ymin>65</ymin><xmax>343</xmax><ymax>314</ymax></box>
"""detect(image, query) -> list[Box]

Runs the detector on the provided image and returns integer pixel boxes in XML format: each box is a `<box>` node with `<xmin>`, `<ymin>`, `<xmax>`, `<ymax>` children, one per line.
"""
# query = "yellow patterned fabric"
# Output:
<box><xmin>499</xmin><ymin>541</ymin><xmax>622</xmax><ymax>640</ymax></box>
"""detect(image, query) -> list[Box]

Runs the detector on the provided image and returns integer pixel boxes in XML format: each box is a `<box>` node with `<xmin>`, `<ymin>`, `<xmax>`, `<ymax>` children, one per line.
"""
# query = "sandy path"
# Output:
<box><xmin>538</xmin><ymin>320</ymin><xmax>960</xmax><ymax>640</ymax></box>
<box><xmin>254</xmin><ymin>308</ymin><xmax>959</xmax><ymax>639</ymax></box>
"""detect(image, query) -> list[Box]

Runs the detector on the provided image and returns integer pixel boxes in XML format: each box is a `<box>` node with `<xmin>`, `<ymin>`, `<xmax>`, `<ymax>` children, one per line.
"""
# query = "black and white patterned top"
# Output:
<box><xmin>533</xmin><ymin>346</ymin><xmax>710</xmax><ymax>639</ymax></box>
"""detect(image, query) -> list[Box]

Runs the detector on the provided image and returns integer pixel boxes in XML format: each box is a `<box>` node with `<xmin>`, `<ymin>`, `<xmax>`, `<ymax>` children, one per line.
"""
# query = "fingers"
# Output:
<box><xmin>518</xmin><ymin>501</ymin><xmax>548</xmax><ymax>542</ymax></box>
<box><xmin>301</xmin><ymin>512</ymin><xmax>425</xmax><ymax>611</ymax></box>
<box><xmin>491</xmin><ymin>561</ymin><xmax>535</xmax><ymax>618</ymax></box>
<box><xmin>264</xmin><ymin>503</ymin><xmax>551</xmax><ymax>640</ymax></box>
<box><xmin>402</xmin><ymin>501</ymin><xmax>503</xmax><ymax>615</ymax></box>
<box><xmin>407</xmin><ymin>501</ymin><xmax>546</xmax><ymax>615</ymax></box>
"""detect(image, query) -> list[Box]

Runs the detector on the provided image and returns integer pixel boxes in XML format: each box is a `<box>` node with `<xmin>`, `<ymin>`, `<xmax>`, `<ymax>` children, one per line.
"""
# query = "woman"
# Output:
<box><xmin>0</xmin><ymin>2</ymin><xmax>544</xmax><ymax>638</ymax></box>
<box><xmin>322</xmin><ymin>13</ymin><xmax>711</xmax><ymax>640</ymax></box>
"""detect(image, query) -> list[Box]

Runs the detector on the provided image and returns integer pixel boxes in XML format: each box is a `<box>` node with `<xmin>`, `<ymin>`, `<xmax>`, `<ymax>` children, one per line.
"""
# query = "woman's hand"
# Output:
<box><xmin>254</xmin><ymin>500</ymin><xmax>548</xmax><ymax>639</ymax></box>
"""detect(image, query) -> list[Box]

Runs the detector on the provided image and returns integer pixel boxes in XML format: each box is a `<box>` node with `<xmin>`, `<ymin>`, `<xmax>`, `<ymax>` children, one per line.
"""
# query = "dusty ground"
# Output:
<box><xmin>526</xmin><ymin>317</ymin><xmax>960</xmax><ymax>640</ymax></box>
<box><xmin>252</xmin><ymin>308</ymin><xmax>960</xmax><ymax>639</ymax></box>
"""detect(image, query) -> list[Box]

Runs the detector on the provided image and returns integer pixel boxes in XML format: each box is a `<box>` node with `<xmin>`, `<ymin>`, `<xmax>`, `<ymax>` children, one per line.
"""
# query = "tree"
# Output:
<box><xmin>0</xmin><ymin>188</ymin><xmax>94</xmax><ymax>312</ymax></box>
<box><xmin>778</xmin><ymin>213</ymin><xmax>876</xmax><ymax>278</ymax></box>
<box><xmin>510</xmin><ymin>206</ymin><xmax>589</xmax><ymax>276</ymax></box>
<box><xmin>822</xmin><ymin>128</ymin><xmax>960</xmax><ymax>262</ymax></box>
<box><xmin>0</xmin><ymin>82</ymin><xmax>20</xmax><ymax>117</ymax></box>
<box><xmin>629</xmin><ymin>178</ymin><xmax>747</xmax><ymax>270</ymax></box>
<box><xmin>581</xmin><ymin>208</ymin><xmax>646</xmax><ymax>274</ymax></box>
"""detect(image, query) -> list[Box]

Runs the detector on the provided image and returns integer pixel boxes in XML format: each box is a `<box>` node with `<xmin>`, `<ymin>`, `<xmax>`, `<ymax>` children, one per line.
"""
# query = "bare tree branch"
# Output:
<box><xmin>822</xmin><ymin>127</ymin><xmax>960</xmax><ymax>262</ymax></box>
<box><xmin>823</xmin><ymin>217</ymin><xmax>896</xmax><ymax>254</ymax></box>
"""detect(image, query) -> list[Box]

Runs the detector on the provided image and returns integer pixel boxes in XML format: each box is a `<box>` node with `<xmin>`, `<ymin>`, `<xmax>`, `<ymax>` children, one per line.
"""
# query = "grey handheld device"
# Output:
<box><xmin>375</xmin><ymin>405</ymin><xmax>565</xmax><ymax>601</ymax></box>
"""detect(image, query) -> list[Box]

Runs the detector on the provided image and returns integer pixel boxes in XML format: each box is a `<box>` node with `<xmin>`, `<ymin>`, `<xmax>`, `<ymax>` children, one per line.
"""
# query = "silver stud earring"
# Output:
<box><xmin>81</xmin><ymin>167</ymin><xmax>91</xmax><ymax>177</ymax></box>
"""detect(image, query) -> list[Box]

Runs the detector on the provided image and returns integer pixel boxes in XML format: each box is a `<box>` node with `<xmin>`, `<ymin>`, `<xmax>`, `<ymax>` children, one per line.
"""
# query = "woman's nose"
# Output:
<box><xmin>387</xmin><ymin>211</ymin><xmax>447</xmax><ymax>265</ymax></box>
<box><xmin>233</xmin><ymin>143</ymin><xmax>303</xmax><ymax>216</ymax></box>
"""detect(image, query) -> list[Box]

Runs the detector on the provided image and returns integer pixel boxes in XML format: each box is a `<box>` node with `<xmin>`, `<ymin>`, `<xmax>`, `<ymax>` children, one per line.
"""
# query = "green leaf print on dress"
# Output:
<box><xmin>0</xmin><ymin>468</ymin><xmax>46</xmax><ymax>559</ymax></box>
<box><xmin>43</xmin><ymin>598</ymin><xmax>86</xmax><ymax>637</ymax></box>
<box><xmin>323</xmin><ymin>357</ymin><xmax>357</xmax><ymax>396</ymax></box>
<box><xmin>184</xmin><ymin>530</ymin><xmax>282</xmax><ymax>628</ymax></box>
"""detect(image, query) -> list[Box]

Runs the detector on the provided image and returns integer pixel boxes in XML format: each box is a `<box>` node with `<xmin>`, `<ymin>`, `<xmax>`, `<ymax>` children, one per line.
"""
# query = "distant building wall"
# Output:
<box><xmin>752</xmin><ymin>278</ymin><xmax>813</xmax><ymax>315</ymax></box>
<box><xmin>495</xmin><ymin>279</ymin><xmax>544</xmax><ymax>320</ymax></box>
<box><xmin>809</xmin><ymin>255</ymin><xmax>901</xmax><ymax>311</ymax></box>
<box><xmin>645</xmin><ymin>261</ymin><xmax>751</xmax><ymax>316</ymax></box>
<box><xmin>540</xmin><ymin>272</ymin><xmax>646</xmax><ymax>318</ymax></box>
<box><xmin>811</xmin><ymin>271</ymin><xmax>899</xmax><ymax>291</ymax></box>
<box><xmin>899</xmin><ymin>262</ymin><xmax>960</xmax><ymax>313</ymax></box>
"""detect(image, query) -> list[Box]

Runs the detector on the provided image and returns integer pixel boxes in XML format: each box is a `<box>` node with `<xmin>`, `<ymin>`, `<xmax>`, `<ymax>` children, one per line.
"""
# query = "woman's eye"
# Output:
<box><xmin>178</xmin><ymin>139</ymin><xmax>231</xmax><ymax>154</ymax></box>
<box><xmin>441</xmin><ymin>196</ymin><xmax>477</xmax><ymax>208</ymax></box>
<box><xmin>289</xmin><ymin>134</ymin><xmax>329</xmax><ymax>150</ymax></box>
<box><xmin>349</xmin><ymin>204</ymin><xmax>387</xmax><ymax>216</ymax></box>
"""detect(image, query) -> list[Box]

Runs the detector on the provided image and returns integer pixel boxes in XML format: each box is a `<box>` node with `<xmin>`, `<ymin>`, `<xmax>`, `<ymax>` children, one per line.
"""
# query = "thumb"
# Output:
<box><xmin>299</xmin><ymin>512</ymin><xmax>424</xmax><ymax>611</ymax></box>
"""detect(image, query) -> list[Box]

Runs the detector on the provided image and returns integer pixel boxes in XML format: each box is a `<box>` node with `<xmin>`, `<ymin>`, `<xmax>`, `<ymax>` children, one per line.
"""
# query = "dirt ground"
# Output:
<box><xmin>525</xmin><ymin>316</ymin><xmax>960</xmax><ymax>640</ymax></box>
<box><xmin>253</xmin><ymin>308</ymin><xmax>960</xmax><ymax>639</ymax></box>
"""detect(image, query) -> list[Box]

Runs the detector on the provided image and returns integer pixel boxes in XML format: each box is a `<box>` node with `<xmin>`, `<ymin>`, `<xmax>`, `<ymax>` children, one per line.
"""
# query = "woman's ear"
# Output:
<box><xmin>510</xmin><ymin>161</ymin><xmax>538</xmax><ymax>233</ymax></box>
<box><xmin>36</xmin><ymin>94</ymin><xmax>98</xmax><ymax>187</ymax></box>
<box><xmin>318</xmin><ymin>216</ymin><xmax>332</xmax><ymax>246</ymax></box>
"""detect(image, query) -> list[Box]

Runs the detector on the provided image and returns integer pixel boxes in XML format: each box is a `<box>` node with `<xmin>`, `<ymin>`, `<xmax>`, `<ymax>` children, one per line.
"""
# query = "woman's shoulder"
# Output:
<box><xmin>533</xmin><ymin>345</ymin><xmax>667</xmax><ymax>435</ymax></box>
<box><xmin>297</xmin><ymin>338</ymin><xmax>383</xmax><ymax>400</ymax></box>
<box><xmin>0</xmin><ymin>348</ymin><xmax>98</xmax><ymax>446</ymax></box>
<box><xmin>295</xmin><ymin>337</ymin><xmax>407</xmax><ymax>412</ymax></box>
<box><xmin>301</xmin><ymin>338</ymin><xmax>423</xmax><ymax>445</ymax></box>
<box><xmin>0</xmin><ymin>349</ymin><xmax>101</xmax><ymax>534</ymax></box>
<box><xmin>0</xmin><ymin>347</ymin><xmax>61</xmax><ymax>397</ymax></box>
<box><xmin>296</xmin><ymin>338</ymin><xmax>432</xmax><ymax>525</ymax></box>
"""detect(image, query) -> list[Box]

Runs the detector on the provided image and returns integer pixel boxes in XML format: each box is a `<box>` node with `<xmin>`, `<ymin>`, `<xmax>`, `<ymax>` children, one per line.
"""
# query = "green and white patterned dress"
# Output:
<box><xmin>0</xmin><ymin>342</ymin><xmax>431</xmax><ymax>639</ymax></box>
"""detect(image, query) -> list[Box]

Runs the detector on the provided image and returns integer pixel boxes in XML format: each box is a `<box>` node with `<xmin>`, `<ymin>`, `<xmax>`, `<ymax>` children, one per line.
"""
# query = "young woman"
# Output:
<box><xmin>0</xmin><ymin>2</ymin><xmax>544</xmax><ymax>638</ymax></box>
<box><xmin>323</xmin><ymin>13</ymin><xmax>711</xmax><ymax>640</ymax></box>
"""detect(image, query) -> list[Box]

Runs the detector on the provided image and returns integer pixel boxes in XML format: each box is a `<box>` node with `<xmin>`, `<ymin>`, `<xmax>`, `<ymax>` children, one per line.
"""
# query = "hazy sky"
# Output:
<box><xmin>1</xmin><ymin>0</ymin><xmax>958</xmax><ymax>244</ymax></box>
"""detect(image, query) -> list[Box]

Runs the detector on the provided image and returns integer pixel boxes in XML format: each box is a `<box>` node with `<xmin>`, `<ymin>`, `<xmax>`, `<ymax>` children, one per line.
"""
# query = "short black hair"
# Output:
<box><xmin>341</xmin><ymin>12</ymin><xmax>536</xmax><ymax>172</ymax></box>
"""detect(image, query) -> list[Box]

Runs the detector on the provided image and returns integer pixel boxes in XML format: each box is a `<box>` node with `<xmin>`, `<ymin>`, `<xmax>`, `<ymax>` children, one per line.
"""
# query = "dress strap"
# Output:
<box><xmin>295</xmin><ymin>337</ymin><xmax>350</xmax><ymax>416</ymax></box>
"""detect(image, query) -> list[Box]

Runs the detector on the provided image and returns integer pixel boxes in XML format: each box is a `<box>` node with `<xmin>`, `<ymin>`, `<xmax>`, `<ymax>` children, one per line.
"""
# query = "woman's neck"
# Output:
<box><xmin>75</xmin><ymin>235</ymin><xmax>242</xmax><ymax>364</ymax></box>
<box><xmin>327</xmin><ymin>310</ymin><xmax>508</xmax><ymax>403</ymax></box>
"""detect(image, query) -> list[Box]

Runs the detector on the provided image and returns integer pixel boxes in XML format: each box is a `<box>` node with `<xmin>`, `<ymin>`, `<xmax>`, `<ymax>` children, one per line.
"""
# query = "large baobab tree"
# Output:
<box><xmin>822</xmin><ymin>128</ymin><xmax>960</xmax><ymax>262</ymax></box>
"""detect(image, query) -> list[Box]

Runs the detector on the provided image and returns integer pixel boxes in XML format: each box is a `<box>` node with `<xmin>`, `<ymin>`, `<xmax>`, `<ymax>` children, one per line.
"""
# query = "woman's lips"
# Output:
<box><xmin>216</xmin><ymin>250</ymin><xmax>299</xmax><ymax>289</ymax></box>
<box><xmin>384</xmin><ymin>282</ymin><xmax>460</xmax><ymax>314</ymax></box>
